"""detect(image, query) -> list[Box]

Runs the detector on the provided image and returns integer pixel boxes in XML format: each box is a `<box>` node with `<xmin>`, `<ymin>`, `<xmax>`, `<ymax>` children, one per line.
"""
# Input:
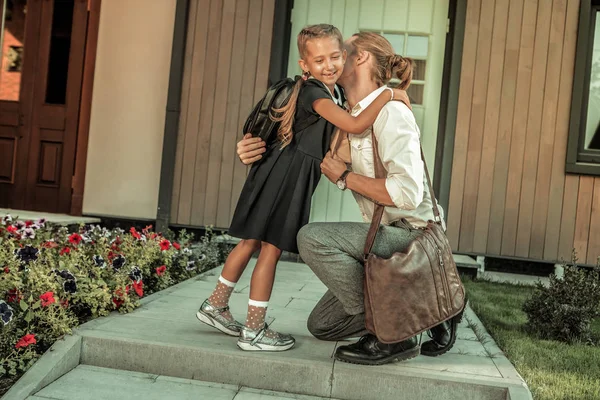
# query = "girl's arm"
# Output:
<box><xmin>312</xmin><ymin>88</ymin><xmax>407</xmax><ymax>134</ymax></box>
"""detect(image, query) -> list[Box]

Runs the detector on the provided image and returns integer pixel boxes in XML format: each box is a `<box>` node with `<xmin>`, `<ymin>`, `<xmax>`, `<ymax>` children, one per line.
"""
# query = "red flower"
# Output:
<box><xmin>60</xmin><ymin>299</ymin><xmax>69</xmax><ymax>308</ymax></box>
<box><xmin>130</xmin><ymin>227</ymin><xmax>142</xmax><ymax>240</ymax></box>
<box><xmin>142</xmin><ymin>225</ymin><xmax>153</xmax><ymax>235</ymax></box>
<box><xmin>7</xmin><ymin>288</ymin><xmax>22</xmax><ymax>303</ymax></box>
<box><xmin>114</xmin><ymin>236</ymin><xmax>123</xmax><ymax>245</ymax></box>
<box><xmin>15</xmin><ymin>334</ymin><xmax>36</xmax><ymax>349</ymax></box>
<box><xmin>159</xmin><ymin>239</ymin><xmax>171</xmax><ymax>251</ymax></box>
<box><xmin>25</xmin><ymin>220</ymin><xmax>34</xmax><ymax>227</ymax></box>
<box><xmin>7</xmin><ymin>225</ymin><xmax>17</xmax><ymax>234</ymax></box>
<box><xmin>111</xmin><ymin>243</ymin><xmax>120</xmax><ymax>252</ymax></box>
<box><xmin>132</xmin><ymin>280</ymin><xmax>144</xmax><ymax>297</ymax></box>
<box><xmin>41</xmin><ymin>241</ymin><xmax>58</xmax><ymax>249</ymax></box>
<box><xmin>112</xmin><ymin>298</ymin><xmax>123</xmax><ymax>308</ymax></box>
<box><xmin>40</xmin><ymin>291</ymin><xmax>56</xmax><ymax>307</ymax></box>
<box><xmin>112</xmin><ymin>286</ymin><xmax>130</xmax><ymax>308</ymax></box>
<box><xmin>68</xmin><ymin>233</ymin><xmax>82</xmax><ymax>245</ymax></box>
<box><xmin>150</xmin><ymin>233</ymin><xmax>158</xmax><ymax>240</ymax></box>
<box><xmin>107</xmin><ymin>251</ymin><xmax>116</xmax><ymax>260</ymax></box>
<box><xmin>156</xmin><ymin>265</ymin><xmax>167</xmax><ymax>276</ymax></box>
<box><xmin>59</xmin><ymin>247</ymin><xmax>71</xmax><ymax>256</ymax></box>
<box><xmin>172</xmin><ymin>242</ymin><xmax>181</xmax><ymax>251</ymax></box>
<box><xmin>3</xmin><ymin>267</ymin><xmax>9</xmax><ymax>274</ymax></box>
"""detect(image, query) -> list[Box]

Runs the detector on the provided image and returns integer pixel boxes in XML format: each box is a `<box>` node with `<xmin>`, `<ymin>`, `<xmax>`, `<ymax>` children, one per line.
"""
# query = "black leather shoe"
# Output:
<box><xmin>334</xmin><ymin>334</ymin><xmax>420</xmax><ymax>365</ymax></box>
<box><xmin>421</xmin><ymin>310</ymin><xmax>464</xmax><ymax>357</ymax></box>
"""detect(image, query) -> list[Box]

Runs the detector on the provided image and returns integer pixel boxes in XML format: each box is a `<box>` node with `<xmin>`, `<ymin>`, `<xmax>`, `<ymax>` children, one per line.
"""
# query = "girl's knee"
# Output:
<box><xmin>260</xmin><ymin>241</ymin><xmax>282</xmax><ymax>255</ymax></box>
<box><xmin>240</xmin><ymin>239</ymin><xmax>261</xmax><ymax>252</ymax></box>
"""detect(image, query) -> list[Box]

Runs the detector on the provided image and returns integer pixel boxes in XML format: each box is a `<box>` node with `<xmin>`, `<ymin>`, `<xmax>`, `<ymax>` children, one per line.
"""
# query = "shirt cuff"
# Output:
<box><xmin>385</xmin><ymin>176</ymin><xmax>411</xmax><ymax>210</ymax></box>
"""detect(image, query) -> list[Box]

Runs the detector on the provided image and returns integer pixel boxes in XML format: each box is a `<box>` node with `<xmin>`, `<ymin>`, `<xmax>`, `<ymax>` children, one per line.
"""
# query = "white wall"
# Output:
<box><xmin>83</xmin><ymin>0</ymin><xmax>177</xmax><ymax>219</ymax></box>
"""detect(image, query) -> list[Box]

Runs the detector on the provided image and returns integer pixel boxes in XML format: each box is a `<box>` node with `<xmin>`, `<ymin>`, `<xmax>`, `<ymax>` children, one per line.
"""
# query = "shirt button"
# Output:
<box><xmin>357</xmin><ymin>144</ymin><xmax>362</xmax><ymax>149</ymax></box>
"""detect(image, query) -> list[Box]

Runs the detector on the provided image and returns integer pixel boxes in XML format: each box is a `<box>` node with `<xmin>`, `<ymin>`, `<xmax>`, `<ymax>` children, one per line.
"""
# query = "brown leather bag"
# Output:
<box><xmin>363</xmin><ymin>131</ymin><xmax>465</xmax><ymax>344</ymax></box>
<box><xmin>330</xmin><ymin>128</ymin><xmax>352</xmax><ymax>164</ymax></box>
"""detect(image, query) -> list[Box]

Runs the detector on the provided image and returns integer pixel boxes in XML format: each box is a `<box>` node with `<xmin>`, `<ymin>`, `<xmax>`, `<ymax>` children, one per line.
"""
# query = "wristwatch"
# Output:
<box><xmin>336</xmin><ymin>170</ymin><xmax>351</xmax><ymax>191</ymax></box>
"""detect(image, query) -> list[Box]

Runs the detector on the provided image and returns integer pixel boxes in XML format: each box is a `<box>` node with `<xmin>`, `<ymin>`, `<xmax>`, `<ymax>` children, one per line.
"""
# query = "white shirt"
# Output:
<box><xmin>348</xmin><ymin>86</ymin><xmax>444</xmax><ymax>228</ymax></box>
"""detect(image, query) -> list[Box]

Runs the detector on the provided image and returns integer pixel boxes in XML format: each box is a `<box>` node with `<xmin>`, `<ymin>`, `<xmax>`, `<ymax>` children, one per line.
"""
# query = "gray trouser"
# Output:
<box><xmin>296</xmin><ymin>221</ymin><xmax>422</xmax><ymax>341</ymax></box>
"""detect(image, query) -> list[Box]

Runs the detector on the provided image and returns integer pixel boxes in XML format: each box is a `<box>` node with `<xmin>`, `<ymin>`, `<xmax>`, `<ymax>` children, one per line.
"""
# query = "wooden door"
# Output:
<box><xmin>0</xmin><ymin>0</ymin><xmax>87</xmax><ymax>213</ymax></box>
<box><xmin>287</xmin><ymin>0</ymin><xmax>449</xmax><ymax>223</ymax></box>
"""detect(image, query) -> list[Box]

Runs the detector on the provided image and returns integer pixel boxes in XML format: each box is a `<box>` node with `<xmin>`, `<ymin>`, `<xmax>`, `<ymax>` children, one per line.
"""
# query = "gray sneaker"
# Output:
<box><xmin>196</xmin><ymin>299</ymin><xmax>243</xmax><ymax>336</ymax></box>
<box><xmin>237</xmin><ymin>323</ymin><xmax>295</xmax><ymax>351</ymax></box>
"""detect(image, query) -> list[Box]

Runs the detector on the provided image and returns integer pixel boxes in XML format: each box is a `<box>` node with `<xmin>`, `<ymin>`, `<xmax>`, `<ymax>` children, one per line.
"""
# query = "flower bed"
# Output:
<box><xmin>0</xmin><ymin>214</ymin><xmax>228</xmax><ymax>393</ymax></box>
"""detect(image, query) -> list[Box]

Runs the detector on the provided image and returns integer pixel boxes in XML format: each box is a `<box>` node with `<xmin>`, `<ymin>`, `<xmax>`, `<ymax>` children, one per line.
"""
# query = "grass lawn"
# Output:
<box><xmin>463</xmin><ymin>279</ymin><xmax>600</xmax><ymax>400</ymax></box>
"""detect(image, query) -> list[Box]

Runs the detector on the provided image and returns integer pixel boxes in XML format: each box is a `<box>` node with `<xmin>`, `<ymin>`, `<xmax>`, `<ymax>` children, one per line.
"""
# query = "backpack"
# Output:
<box><xmin>242</xmin><ymin>77</ymin><xmax>320</xmax><ymax>144</ymax></box>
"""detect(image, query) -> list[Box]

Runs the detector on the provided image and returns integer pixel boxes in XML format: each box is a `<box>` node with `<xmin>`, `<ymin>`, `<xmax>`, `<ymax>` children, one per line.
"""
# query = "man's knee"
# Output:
<box><xmin>297</xmin><ymin>223</ymin><xmax>323</xmax><ymax>256</ymax></box>
<box><xmin>306</xmin><ymin>309</ymin><xmax>335</xmax><ymax>341</ymax></box>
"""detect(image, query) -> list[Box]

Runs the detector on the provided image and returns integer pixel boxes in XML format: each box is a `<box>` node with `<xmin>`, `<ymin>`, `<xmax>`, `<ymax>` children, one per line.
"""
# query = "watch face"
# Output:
<box><xmin>336</xmin><ymin>180</ymin><xmax>345</xmax><ymax>190</ymax></box>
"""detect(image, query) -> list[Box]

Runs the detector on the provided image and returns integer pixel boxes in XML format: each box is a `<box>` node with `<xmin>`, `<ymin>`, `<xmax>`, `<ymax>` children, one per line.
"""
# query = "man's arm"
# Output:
<box><xmin>320</xmin><ymin>103</ymin><xmax>423</xmax><ymax>209</ymax></box>
<box><xmin>237</xmin><ymin>133</ymin><xmax>266</xmax><ymax>164</ymax></box>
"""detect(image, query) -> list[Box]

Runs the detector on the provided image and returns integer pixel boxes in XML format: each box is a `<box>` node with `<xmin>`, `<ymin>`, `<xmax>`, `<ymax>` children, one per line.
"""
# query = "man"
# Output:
<box><xmin>236</xmin><ymin>32</ymin><xmax>457</xmax><ymax>365</ymax></box>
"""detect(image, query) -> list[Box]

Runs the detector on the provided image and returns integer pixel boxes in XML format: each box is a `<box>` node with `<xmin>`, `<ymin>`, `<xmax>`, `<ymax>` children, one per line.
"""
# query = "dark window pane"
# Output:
<box><xmin>585</xmin><ymin>11</ymin><xmax>600</xmax><ymax>150</ymax></box>
<box><xmin>413</xmin><ymin>59</ymin><xmax>426</xmax><ymax>81</ymax></box>
<box><xmin>407</xmin><ymin>83</ymin><xmax>424</xmax><ymax>105</ymax></box>
<box><xmin>0</xmin><ymin>0</ymin><xmax>27</xmax><ymax>101</ymax></box>
<box><xmin>45</xmin><ymin>0</ymin><xmax>74</xmax><ymax>105</ymax></box>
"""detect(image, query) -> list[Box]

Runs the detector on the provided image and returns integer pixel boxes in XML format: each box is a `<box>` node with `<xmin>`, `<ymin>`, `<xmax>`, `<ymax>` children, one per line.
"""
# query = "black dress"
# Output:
<box><xmin>228</xmin><ymin>79</ymin><xmax>342</xmax><ymax>253</ymax></box>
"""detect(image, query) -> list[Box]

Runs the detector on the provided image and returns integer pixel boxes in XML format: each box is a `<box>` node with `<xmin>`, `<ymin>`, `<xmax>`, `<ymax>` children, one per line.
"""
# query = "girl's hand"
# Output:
<box><xmin>237</xmin><ymin>133</ymin><xmax>266</xmax><ymax>165</ymax></box>
<box><xmin>392</xmin><ymin>88</ymin><xmax>412</xmax><ymax>110</ymax></box>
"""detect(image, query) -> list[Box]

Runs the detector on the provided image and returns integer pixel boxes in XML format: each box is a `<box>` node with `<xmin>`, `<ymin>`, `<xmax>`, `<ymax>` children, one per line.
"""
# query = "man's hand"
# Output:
<box><xmin>237</xmin><ymin>133</ymin><xmax>266</xmax><ymax>165</ymax></box>
<box><xmin>320</xmin><ymin>152</ymin><xmax>348</xmax><ymax>183</ymax></box>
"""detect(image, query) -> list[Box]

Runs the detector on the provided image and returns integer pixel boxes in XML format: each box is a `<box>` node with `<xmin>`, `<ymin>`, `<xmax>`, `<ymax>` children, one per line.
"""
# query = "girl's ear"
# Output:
<box><xmin>298</xmin><ymin>59</ymin><xmax>309</xmax><ymax>75</ymax></box>
<box><xmin>342</xmin><ymin>49</ymin><xmax>347</xmax><ymax>65</ymax></box>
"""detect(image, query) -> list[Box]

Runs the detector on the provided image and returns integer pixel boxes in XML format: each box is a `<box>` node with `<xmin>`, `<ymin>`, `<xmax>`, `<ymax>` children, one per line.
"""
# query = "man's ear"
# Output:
<box><xmin>356</xmin><ymin>50</ymin><xmax>369</xmax><ymax>66</ymax></box>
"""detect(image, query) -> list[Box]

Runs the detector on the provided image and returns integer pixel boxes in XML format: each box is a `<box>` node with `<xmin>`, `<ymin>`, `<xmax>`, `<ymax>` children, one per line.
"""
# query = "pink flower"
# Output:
<box><xmin>155</xmin><ymin>265</ymin><xmax>167</xmax><ymax>276</ymax></box>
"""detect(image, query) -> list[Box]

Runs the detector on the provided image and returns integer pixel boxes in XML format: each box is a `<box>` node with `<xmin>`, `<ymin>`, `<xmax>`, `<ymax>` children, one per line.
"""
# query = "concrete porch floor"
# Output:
<box><xmin>6</xmin><ymin>260</ymin><xmax>532</xmax><ymax>400</ymax></box>
<box><xmin>0</xmin><ymin>209</ymin><xmax>100</xmax><ymax>226</ymax></box>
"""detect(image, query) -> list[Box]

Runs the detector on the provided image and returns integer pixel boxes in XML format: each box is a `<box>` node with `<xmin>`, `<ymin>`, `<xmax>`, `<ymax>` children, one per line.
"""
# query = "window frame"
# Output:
<box><xmin>566</xmin><ymin>0</ymin><xmax>600</xmax><ymax>175</ymax></box>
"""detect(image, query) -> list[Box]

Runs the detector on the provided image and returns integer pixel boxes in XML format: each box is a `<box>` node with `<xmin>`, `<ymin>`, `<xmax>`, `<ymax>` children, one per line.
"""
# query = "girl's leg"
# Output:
<box><xmin>245</xmin><ymin>242</ymin><xmax>281</xmax><ymax>334</ymax></box>
<box><xmin>208</xmin><ymin>239</ymin><xmax>260</xmax><ymax>308</ymax></box>
<box><xmin>238</xmin><ymin>242</ymin><xmax>295</xmax><ymax>351</ymax></box>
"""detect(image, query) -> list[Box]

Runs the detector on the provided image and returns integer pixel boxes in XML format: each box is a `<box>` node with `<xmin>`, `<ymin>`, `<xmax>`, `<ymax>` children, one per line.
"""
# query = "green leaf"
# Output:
<box><xmin>31</xmin><ymin>300</ymin><xmax>41</xmax><ymax>310</ymax></box>
<box><xmin>59</xmin><ymin>260</ymin><xmax>65</xmax><ymax>269</ymax></box>
<box><xmin>24</xmin><ymin>309</ymin><xmax>33</xmax><ymax>323</ymax></box>
<box><xmin>19</xmin><ymin>299</ymin><xmax>29</xmax><ymax>312</ymax></box>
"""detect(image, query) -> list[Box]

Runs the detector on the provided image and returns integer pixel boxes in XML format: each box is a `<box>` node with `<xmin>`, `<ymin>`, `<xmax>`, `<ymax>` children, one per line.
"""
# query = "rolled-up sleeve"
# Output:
<box><xmin>373</xmin><ymin>103</ymin><xmax>424</xmax><ymax>210</ymax></box>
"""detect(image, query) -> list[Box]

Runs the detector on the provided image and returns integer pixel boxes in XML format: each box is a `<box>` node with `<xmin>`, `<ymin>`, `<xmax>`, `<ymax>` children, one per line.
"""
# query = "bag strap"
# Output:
<box><xmin>363</xmin><ymin>129</ymin><xmax>441</xmax><ymax>257</ymax></box>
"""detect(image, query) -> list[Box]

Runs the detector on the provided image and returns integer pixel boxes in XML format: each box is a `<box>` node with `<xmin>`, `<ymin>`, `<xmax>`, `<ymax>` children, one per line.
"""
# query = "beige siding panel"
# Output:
<box><xmin>331</xmin><ymin>0</ymin><xmax>347</xmax><ymax>35</ymax></box>
<box><xmin>202</xmin><ymin>0</ymin><xmax>236</xmax><ymax>227</ymax></box>
<box><xmin>557</xmin><ymin>176</ymin><xmax>579</xmax><ymax>261</ymax></box>
<box><xmin>458</xmin><ymin>0</ymin><xmax>496</xmax><ymax>252</ymax></box>
<box><xmin>500</xmin><ymin>0</ymin><xmax>538</xmax><ymax>256</ymax></box>
<box><xmin>486</xmin><ymin>0</ymin><xmax>524</xmax><ymax>255</ymax></box>
<box><xmin>472</xmin><ymin>0</ymin><xmax>510</xmax><ymax>253</ymax></box>
<box><xmin>215</xmin><ymin>1</ymin><xmax>250</xmax><ymax>228</ymax></box>
<box><xmin>172</xmin><ymin>0</ymin><xmax>273</xmax><ymax>228</ymax></box>
<box><xmin>190</xmin><ymin>0</ymin><xmax>224</xmax><ymax>226</ymax></box>
<box><xmin>230</xmin><ymin>0</ymin><xmax>264</xmax><ymax>218</ymax></box>
<box><xmin>171</xmin><ymin>0</ymin><xmax>199</xmax><ymax>222</ymax></box>
<box><xmin>446</xmin><ymin>0</ymin><xmax>482</xmax><ymax>250</ymax></box>
<box><xmin>343</xmin><ymin>0</ymin><xmax>360</xmax><ymax>35</ymax></box>
<box><xmin>573</xmin><ymin>176</ymin><xmax>594</xmax><ymax>262</ymax></box>
<box><xmin>587</xmin><ymin>178</ymin><xmax>600</xmax><ymax>265</ymax></box>
<box><xmin>543</xmin><ymin>0</ymin><xmax>580</xmax><ymax>260</ymax></box>
<box><xmin>514</xmin><ymin>0</ymin><xmax>552</xmax><ymax>258</ymax></box>
<box><xmin>177</xmin><ymin>0</ymin><xmax>211</xmax><ymax>224</ymax></box>
<box><xmin>529</xmin><ymin>0</ymin><xmax>567</xmax><ymax>259</ymax></box>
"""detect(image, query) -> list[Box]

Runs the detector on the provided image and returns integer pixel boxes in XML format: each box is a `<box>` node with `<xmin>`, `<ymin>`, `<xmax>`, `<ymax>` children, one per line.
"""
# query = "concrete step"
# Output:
<box><xmin>70</xmin><ymin>262</ymin><xmax>530</xmax><ymax>400</ymax></box>
<box><xmin>28</xmin><ymin>365</ymin><xmax>334</xmax><ymax>400</ymax></box>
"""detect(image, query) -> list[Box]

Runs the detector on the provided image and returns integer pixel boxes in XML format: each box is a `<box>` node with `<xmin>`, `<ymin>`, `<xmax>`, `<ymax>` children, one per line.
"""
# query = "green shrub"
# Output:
<box><xmin>0</xmin><ymin>215</ymin><xmax>226</xmax><ymax>378</ymax></box>
<box><xmin>523</xmin><ymin>260</ymin><xmax>600</xmax><ymax>344</ymax></box>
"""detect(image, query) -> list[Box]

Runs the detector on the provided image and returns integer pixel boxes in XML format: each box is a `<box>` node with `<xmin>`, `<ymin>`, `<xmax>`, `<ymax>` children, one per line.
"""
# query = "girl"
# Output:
<box><xmin>196</xmin><ymin>24</ymin><xmax>413</xmax><ymax>351</ymax></box>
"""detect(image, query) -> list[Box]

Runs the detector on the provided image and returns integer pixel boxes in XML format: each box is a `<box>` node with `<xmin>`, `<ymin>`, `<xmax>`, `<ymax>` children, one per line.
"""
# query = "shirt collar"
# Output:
<box><xmin>308</xmin><ymin>77</ymin><xmax>342</xmax><ymax>105</ymax></box>
<box><xmin>351</xmin><ymin>86</ymin><xmax>388</xmax><ymax>114</ymax></box>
